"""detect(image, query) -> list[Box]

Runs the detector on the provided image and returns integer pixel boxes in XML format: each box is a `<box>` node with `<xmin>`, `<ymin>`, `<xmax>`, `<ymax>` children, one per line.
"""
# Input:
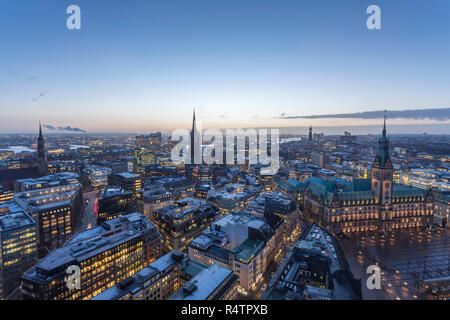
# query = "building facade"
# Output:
<box><xmin>21</xmin><ymin>213</ymin><xmax>161</xmax><ymax>300</ymax></box>
<box><xmin>303</xmin><ymin>116</ymin><xmax>434</xmax><ymax>234</ymax></box>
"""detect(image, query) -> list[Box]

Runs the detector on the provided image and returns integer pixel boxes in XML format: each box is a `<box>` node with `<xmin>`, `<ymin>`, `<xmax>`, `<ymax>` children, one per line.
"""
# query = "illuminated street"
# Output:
<box><xmin>79</xmin><ymin>191</ymin><xmax>100</xmax><ymax>232</ymax></box>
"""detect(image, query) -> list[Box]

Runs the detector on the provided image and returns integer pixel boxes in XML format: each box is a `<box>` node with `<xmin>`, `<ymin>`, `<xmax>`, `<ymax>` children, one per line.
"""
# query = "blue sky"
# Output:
<box><xmin>0</xmin><ymin>0</ymin><xmax>449</xmax><ymax>133</ymax></box>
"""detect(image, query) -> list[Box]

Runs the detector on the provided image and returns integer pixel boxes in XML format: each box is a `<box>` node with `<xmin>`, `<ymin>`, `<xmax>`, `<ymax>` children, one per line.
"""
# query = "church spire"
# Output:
<box><xmin>37</xmin><ymin>121</ymin><xmax>48</xmax><ymax>175</ymax></box>
<box><xmin>192</xmin><ymin>109</ymin><xmax>196</xmax><ymax>133</ymax></box>
<box><xmin>38</xmin><ymin>121</ymin><xmax>43</xmax><ymax>140</ymax></box>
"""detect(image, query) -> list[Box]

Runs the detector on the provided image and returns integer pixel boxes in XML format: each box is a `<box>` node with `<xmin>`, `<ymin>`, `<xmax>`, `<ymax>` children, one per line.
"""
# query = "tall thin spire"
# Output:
<box><xmin>38</xmin><ymin>121</ymin><xmax>43</xmax><ymax>139</ymax></box>
<box><xmin>192</xmin><ymin>109</ymin><xmax>196</xmax><ymax>132</ymax></box>
<box><xmin>37</xmin><ymin>120</ymin><xmax>48</xmax><ymax>175</ymax></box>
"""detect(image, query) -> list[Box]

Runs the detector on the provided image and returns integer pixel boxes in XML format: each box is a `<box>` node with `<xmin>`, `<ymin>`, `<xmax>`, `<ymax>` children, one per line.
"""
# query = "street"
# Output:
<box><xmin>79</xmin><ymin>190</ymin><xmax>100</xmax><ymax>232</ymax></box>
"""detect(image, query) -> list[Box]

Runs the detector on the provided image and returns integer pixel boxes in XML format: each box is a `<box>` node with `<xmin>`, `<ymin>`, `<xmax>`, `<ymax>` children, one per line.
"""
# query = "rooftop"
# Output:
<box><xmin>169</xmin><ymin>264</ymin><xmax>234</xmax><ymax>300</ymax></box>
<box><xmin>0</xmin><ymin>208</ymin><xmax>35</xmax><ymax>232</ymax></box>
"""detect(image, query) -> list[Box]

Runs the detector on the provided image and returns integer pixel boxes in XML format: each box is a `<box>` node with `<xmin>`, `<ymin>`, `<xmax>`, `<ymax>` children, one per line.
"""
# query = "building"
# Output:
<box><xmin>134</xmin><ymin>148</ymin><xmax>156</xmax><ymax>174</ymax></box>
<box><xmin>303</xmin><ymin>114</ymin><xmax>434</xmax><ymax>234</ymax></box>
<box><xmin>141</xmin><ymin>188</ymin><xmax>174</xmax><ymax>223</ymax></box>
<box><xmin>0</xmin><ymin>186</ymin><xmax>13</xmax><ymax>204</ymax></box>
<box><xmin>188</xmin><ymin>211</ymin><xmax>284</xmax><ymax>294</ymax></box>
<box><xmin>15</xmin><ymin>172</ymin><xmax>80</xmax><ymax>192</ymax></box>
<box><xmin>14</xmin><ymin>183</ymin><xmax>83</xmax><ymax>256</ymax></box>
<box><xmin>21</xmin><ymin>213</ymin><xmax>161</xmax><ymax>300</ymax></box>
<box><xmin>47</xmin><ymin>160</ymin><xmax>78</xmax><ymax>174</ymax></box>
<box><xmin>135</xmin><ymin>132</ymin><xmax>162</xmax><ymax>147</ymax></box>
<box><xmin>206</xmin><ymin>184</ymin><xmax>258</xmax><ymax>216</ymax></box>
<box><xmin>93</xmin><ymin>250</ymin><xmax>237</xmax><ymax>300</ymax></box>
<box><xmin>339</xmin><ymin>132</ymin><xmax>357</xmax><ymax>145</ymax></box>
<box><xmin>432</xmin><ymin>189</ymin><xmax>449</xmax><ymax>227</ymax></box>
<box><xmin>108</xmin><ymin>172</ymin><xmax>143</xmax><ymax>197</ymax></box>
<box><xmin>97</xmin><ymin>186</ymin><xmax>134</xmax><ymax>224</ymax></box>
<box><xmin>263</xmin><ymin>192</ymin><xmax>298</xmax><ymax>239</ymax></box>
<box><xmin>311</xmin><ymin>152</ymin><xmax>330</xmax><ymax>169</ymax></box>
<box><xmin>151</xmin><ymin>177</ymin><xmax>194</xmax><ymax>199</ymax></box>
<box><xmin>262</xmin><ymin>224</ymin><xmax>360</xmax><ymax>300</ymax></box>
<box><xmin>154</xmin><ymin>198</ymin><xmax>219</xmax><ymax>253</ymax></box>
<box><xmin>168</xmin><ymin>263</ymin><xmax>238</xmax><ymax>300</ymax></box>
<box><xmin>0</xmin><ymin>203</ymin><xmax>37</xmax><ymax>298</ymax></box>
<box><xmin>81</xmin><ymin>165</ymin><xmax>112</xmax><ymax>189</ymax></box>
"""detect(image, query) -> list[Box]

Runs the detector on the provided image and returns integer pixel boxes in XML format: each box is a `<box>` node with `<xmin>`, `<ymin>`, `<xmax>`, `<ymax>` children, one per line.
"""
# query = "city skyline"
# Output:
<box><xmin>1</xmin><ymin>0</ymin><xmax>450</xmax><ymax>133</ymax></box>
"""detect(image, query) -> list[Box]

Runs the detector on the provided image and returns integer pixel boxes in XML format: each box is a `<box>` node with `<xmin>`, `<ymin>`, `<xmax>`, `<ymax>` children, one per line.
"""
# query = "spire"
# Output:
<box><xmin>382</xmin><ymin>110</ymin><xmax>387</xmax><ymax>140</ymax></box>
<box><xmin>192</xmin><ymin>109</ymin><xmax>196</xmax><ymax>133</ymax></box>
<box><xmin>38</xmin><ymin>121</ymin><xmax>43</xmax><ymax>140</ymax></box>
<box><xmin>37</xmin><ymin>120</ymin><xmax>48</xmax><ymax>175</ymax></box>
<box><xmin>374</xmin><ymin>110</ymin><xmax>391</xmax><ymax>167</ymax></box>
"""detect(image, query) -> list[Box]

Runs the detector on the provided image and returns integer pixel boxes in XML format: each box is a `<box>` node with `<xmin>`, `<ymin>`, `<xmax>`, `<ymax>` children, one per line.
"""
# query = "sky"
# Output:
<box><xmin>0</xmin><ymin>0</ymin><xmax>449</xmax><ymax>133</ymax></box>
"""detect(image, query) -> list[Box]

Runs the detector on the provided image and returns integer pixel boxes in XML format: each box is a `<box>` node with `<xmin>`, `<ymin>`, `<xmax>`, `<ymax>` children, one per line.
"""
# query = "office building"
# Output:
<box><xmin>154</xmin><ymin>198</ymin><xmax>219</xmax><ymax>253</ymax></box>
<box><xmin>21</xmin><ymin>213</ymin><xmax>161</xmax><ymax>300</ymax></box>
<box><xmin>188</xmin><ymin>211</ymin><xmax>284</xmax><ymax>294</ymax></box>
<box><xmin>168</xmin><ymin>263</ymin><xmax>238</xmax><ymax>300</ymax></box>
<box><xmin>97</xmin><ymin>186</ymin><xmax>134</xmax><ymax>224</ymax></box>
<box><xmin>0</xmin><ymin>203</ymin><xmax>37</xmax><ymax>298</ymax></box>
<box><xmin>14</xmin><ymin>183</ymin><xmax>83</xmax><ymax>255</ymax></box>
<box><xmin>262</xmin><ymin>224</ymin><xmax>359</xmax><ymax>300</ymax></box>
<box><xmin>81</xmin><ymin>165</ymin><xmax>112</xmax><ymax>189</ymax></box>
<box><xmin>0</xmin><ymin>186</ymin><xmax>13</xmax><ymax>204</ymax></box>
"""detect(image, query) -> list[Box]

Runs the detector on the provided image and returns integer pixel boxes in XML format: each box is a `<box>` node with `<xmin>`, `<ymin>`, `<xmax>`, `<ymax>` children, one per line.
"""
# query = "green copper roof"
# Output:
<box><xmin>337</xmin><ymin>191</ymin><xmax>375</xmax><ymax>202</ymax></box>
<box><xmin>392</xmin><ymin>184</ymin><xmax>428</xmax><ymax>199</ymax></box>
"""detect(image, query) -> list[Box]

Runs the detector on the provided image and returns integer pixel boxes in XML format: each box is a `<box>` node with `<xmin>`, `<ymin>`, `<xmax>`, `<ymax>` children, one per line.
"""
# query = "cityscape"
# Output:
<box><xmin>0</xmin><ymin>0</ymin><xmax>449</xmax><ymax>304</ymax></box>
<box><xmin>0</xmin><ymin>112</ymin><xmax>448</xmax><ymax>301</ymax></box>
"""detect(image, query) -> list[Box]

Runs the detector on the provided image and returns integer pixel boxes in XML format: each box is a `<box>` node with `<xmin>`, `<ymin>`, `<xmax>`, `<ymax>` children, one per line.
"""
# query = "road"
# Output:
<box><xmin>79</xmin><ymin>190</ymin><xmax>100</xmax><ymax>232</ymax></box>
<box><xmin>338</xmin><ymin>227</ymin><xmax>449</xmax><ymax>300</ymax></box>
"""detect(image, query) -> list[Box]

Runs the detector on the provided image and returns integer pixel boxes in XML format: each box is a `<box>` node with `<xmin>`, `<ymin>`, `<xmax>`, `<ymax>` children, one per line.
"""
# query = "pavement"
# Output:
<box><xmin>338</xmin><ymin>227</ymin><xmax>449</xmax><ymax>300</ymax></box>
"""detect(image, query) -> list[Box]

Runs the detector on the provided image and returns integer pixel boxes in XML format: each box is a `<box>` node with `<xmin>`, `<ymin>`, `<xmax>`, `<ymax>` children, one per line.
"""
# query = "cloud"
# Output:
<box><xmin>32</xmin><ymin>90</ymin><xmax>49</xmax><ymax>102</ymax></box>
<box><xmin>43</xmin><ymin>125</ymin><xmax>56</xmax><ymax>131</ymax></box>
<box><xmin>276</xmin><ymin>108</ymin><xmax>450</xmax><ymax>121</ymax></box>
<box><xmin>6</xmin><ymin>69</ymin><xmax>39</xmax><ymax>82</ymax></box>
<box><xmin>43</xmin><ymin>124</ymin><xmax>87</xmax><ymax>133</ymax></box>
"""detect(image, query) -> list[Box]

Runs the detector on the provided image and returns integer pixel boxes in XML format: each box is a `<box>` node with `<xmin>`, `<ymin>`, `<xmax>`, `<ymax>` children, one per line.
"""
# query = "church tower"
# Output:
<box><xmin>371</xmin><ymin>111</ymin><xmax>393</xmax><ymax>206</ymax></box>
<box><xmin>37</xmin><ymin>122</ymin><xmax>48</xmax><ymax>176</ymax></box>
<box><xmin>308</xmin><ymin>125</ymin><xmax>313</xmax><ymax>142</ymax></box>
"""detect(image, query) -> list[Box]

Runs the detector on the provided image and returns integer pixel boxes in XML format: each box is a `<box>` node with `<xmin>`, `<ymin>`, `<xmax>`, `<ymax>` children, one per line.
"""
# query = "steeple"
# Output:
<box><xmin>381</xmin><ymin>110</ymin><xmax>387</xmax><ymax>142</ymax></box>
<box><xmin>192</xmin><ymin>109</ymin><xmax>196</xmax><ymax>133</ymax></box>
<box><xmin>190</xmin><ymin>109</ymin><xmax>200</xmax><ymax>164</ymax></box>
<box><xmin>38</xmin><ymin>121</ymin><xmax>43</xmax><ymax>140</ymax></box>
<box><xmin>37</xmin><ymin>121</ymin><xmax>45</xmax><ymax>159</ymax></box>
<box><xmin>37</xmin><ymin>121</ymin><xmax>48</xmax><ymax>175</ymax></box>
<box><xmin>308</xmin><ymin>125</ymin><xmax>313</xmax><ymax>142</ymax></box>
<box><xmin>373</xmin><ymin>110</ymin><xmax>391</xmax><ymax>168</ymax></box>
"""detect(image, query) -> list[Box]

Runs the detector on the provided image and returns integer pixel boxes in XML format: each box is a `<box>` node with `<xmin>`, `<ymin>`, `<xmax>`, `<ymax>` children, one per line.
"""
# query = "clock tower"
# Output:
<box><xmin>371</xmin><ymin>111</ymin><xmax>393</xmax><ymax>206</ymax></box>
